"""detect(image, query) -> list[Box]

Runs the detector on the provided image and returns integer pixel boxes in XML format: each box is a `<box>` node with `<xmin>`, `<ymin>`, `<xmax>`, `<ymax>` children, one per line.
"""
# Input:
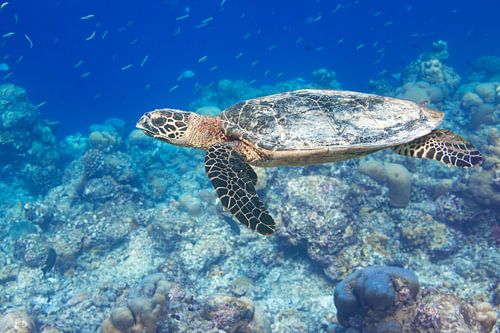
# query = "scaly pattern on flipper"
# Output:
<box><xmin>392</xmin><ymin>129</ymin><xmax>482</xmax><ymax>167</ymax></box>
<box><xmin>205</xmin><ymin>143</ymin><xmax>275</xmax><ymax>235</ymax></box>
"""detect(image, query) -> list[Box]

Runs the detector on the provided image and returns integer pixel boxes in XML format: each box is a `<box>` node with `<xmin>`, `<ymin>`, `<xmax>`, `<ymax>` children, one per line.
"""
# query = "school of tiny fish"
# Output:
<box><xmin>0</xmin><ymin>0</ymin><xmax>465</xmax><ymax>98</ymax></box>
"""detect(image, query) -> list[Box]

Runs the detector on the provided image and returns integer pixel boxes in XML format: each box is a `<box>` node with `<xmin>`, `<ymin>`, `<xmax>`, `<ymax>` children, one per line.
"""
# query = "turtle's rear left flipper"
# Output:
<box><xmin>205</xmin><ymin>143</ymin><xmax>275</xmax><ymax>235</ymax></box>
<box><xmin>392</xmin><ymin>129</ymin><xmax>482</xmax><ymax>167</ymax></box>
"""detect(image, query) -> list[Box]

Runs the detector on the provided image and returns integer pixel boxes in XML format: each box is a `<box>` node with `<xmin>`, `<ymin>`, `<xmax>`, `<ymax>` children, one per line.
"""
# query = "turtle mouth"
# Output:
<box><xmin>136</xmin><ymin>113</ymin><xmax>159</xmax><ymax>136</ymax></box>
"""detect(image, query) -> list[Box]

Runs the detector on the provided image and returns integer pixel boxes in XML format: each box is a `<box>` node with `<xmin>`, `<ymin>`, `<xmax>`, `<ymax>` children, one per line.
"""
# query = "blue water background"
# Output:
<box><xmin>1</xmin><ymin>0</ymin><xmax>499</xmax><ymax>135</ymax></box>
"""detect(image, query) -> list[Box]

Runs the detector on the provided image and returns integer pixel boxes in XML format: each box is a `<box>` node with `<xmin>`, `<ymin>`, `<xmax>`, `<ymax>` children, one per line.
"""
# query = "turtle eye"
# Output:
<box><xmin>152</xmin><ymin>117</ymin><xmax>166</xmax><ymax>127</ymax></box>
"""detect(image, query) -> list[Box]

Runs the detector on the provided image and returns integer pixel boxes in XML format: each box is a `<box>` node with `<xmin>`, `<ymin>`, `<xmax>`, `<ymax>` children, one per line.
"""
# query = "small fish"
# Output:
<box><xmin>92</xmin><ymin>92</ymin><xmax>102</xmax><ymax>100</ymax></box>
<box><xmin>209</xmin><ymin>66</ymin><xmax>218</xmax><ymax>71</ymax></box>
<box><xmin>80</xmin><ymin>14</ymin><xmax>95</xmax><ymax>20</ymax></box>
<box><xmin>195</xmin><ymin>23</ymin><xmax>207</xmax><ymax>29</ymax></box>
<box><xmin>140</xmin><ymin>55</ymin><xmax>149</xmax><ymax>67</ymax></box>
<box><xmin>80</xmin><ymin>71</ymin><xmax>91</xmax><ymax>78</ymax></box>
<box><xmin>332</xmin><ymin>3</ymin><xmax>342</xmax><ymax>14</ymax></box>
<box><xmin>24</xmin><ymin>34</ymin><xmax>33</xmax><ymax>48</ymax></box>
<box><xmin>201</xmin><ymin>17</ymin><xmax>213</xmax><ymax>24</ymax></box>
<box><xmin>117</xmin><ymin>20</ymin><xmax>134</xmax><ymax>32</ymax></box>
<box><xmin>268</xmin><ymin>44</ymin><xmax>276</xmax><ymax>51</ymax></box>
<box><xmin>264</xmin><ymin>70</ymin><xmax>270</xmax><ymax>76</ymax></box>
<box><xmin>85</xmin><ymin>31</ymin><xmax>96</xmax><ymax>41</ymax></box>
<box><xmin>175</xmin><ymin>14</ymin><xmax>189</xmax><ymax>21</ymax></box>
<box><xmin>0</xmin><ymin>63</ymin><xmax>9</xmax><ymax>71</ymax></box>
<box><xmin>102</xmin><ymin>30</ymin><xmax>109</xmax><ymax>39</ymax></box>
<box><xmin>177</xmin><ymin>69</ymin><xmax>195</xmax><ymax>81</ymax></box>
<box><xmin>384</xmin><ymin>21</ymin><xmax>393</xmax><ymax>26</ymax></box>
<box><xmin>356</xmin><ymin>43</ymin><xmax>365</xmax><ymax>50</ymax></box>
<box><xmin>197</xmin><ymin>55</ymin><xmax>208</xmax><ymax>62</ymax></box>
<box><xmin>337</xmin><ymin>38</ymin><xmax>344</xmax><ymax>43</ymax></box>
<box><xmin>295</xmin><ymin>37</ymin><xmax>303</xmax><ymax>44</ymax></box>
<box><xmin>2</xmin><ymin>32</ymin><xmax>15</xmax><ymax>38</ymax></box>
<box><xmin>15</xmin><ymin>55</ymin><xmax>23</xmax><ymax>64</ymax></box>
<box><xmin>34</xmin><ymin>101</ymin><xmax>47</xmax><ymax>108</ymax></box>
<box><xmin>235</xmin><ymin>52</ymin><xmax>243</xmax><ymax>60</ymax></box>
<box><xmin>250</xmin><ymin>60</ymin><xmax>258</xmax><ymax>66</ymax></box>
<box><xmin>121</xmin><ymin>64</ymin><xmax>133</xmax><ymax>71</ymax></box>
<box><xmin>2</xmin><ymin>72</ymin><xmax>12</xmax><ymax>79</ymax></box>
<box><xmin>0</xmin><ymin>2</ymin><xmax>9</xmax><ymax>9</ymax></box>
<box><xmin>220</xmin><ymin>0</ymin><xmax>227</xmax><ymax>7</ymax></box>
<box><xmin>168</xmin><ymin>84</ymin><xmax>179</xmax><ymax>93</ymax></box>
<box><xmin>145</xmin><ymin>83</ymin><xmax>151</xmax><ymax>90</ymax></box>
<box><xmin>73</xmin><ymin>59</ymin><xmax>84</xmax><ymax>68</ymax></box>
<box><xmin>374</xmin><ymin>11</ymin><xmax>381</xmax><ymax>17</ymax></box>
<box><xmin>42</xmin><ymin>248</ymin><xmax>57</xmax><ymax>276</ymax></box>
<box><xmin>243</xmin><ymin>32</ymin><xmax>250</xmax><ymax>39</ymax></box>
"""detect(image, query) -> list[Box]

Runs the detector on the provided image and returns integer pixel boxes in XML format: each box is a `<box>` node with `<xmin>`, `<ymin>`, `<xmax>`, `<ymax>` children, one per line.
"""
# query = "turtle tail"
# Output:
<box><xmin>392</xmin><ymin>129</ymin><xmax>483</xmax><ymax>168</ymax></box>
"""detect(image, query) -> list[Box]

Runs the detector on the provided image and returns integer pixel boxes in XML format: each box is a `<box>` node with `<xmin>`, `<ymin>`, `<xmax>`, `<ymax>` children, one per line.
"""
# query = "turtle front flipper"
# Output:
<box><xmin>392</xmin><ymin>129</ymin><xmax>482</xmax><ymax>167</ymax></box>
<box><xmin>205</xmin><ymin>143</ymin><xmax>275</xmax><ymax>235</ymax></box>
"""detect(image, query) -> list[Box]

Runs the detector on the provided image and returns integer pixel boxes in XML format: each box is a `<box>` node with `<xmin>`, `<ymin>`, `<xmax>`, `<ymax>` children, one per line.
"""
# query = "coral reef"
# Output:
<box><xmin>396</xmin><ymin>41</ymin><xmax>461</xmax><ymax>104</ymax></box>
<box><xmin>334</xmin><ymin>266</ymin><xmax>419</xmax><ymax>328</ymax></box>
<box><xmin>398</xmin><ymin>218</ymin><xmax>461</xmax><ymax>261</ymax></box>
<box><xmin>101</xmin><ymin>274</ymin><xmax>169</xmax><ymax>333</ymax></box>
<box><xmin>334</xmin><ymin>266</ymin><xmax>497</xmax><ymax>333</ymax></box>
<box><xmin>0</xmin><ymin>84</ymin><xmax>61</xmax><ymax>194</ymax></box>
<box><xmin>277</xmin><ymin>173</ymin><xmax>364</xmax><ymax>280</ymax></box>
<box><xmin>203</xmin><ymin>295</ymin><xmax>254</xmax><ymax>332</ymax></box>
<box><xmin>459</xmin><ymin>82</ymin><xmax>499</xmax><ymax>129</ymax></box>
<box><xmin>0</xmin><ymin>41</ymin><xmax>499</xmax><ymax>333</ymax></box>
<box><xmin>0</xmin><ymin>311</ymin><xmax>35</xmax><ymax>333</ymax></box>
<box><xmin>410</xmin><ymin>290</ymin><xmax>497</xmax><ymax>333</ymax></box>
<box><xmin>359</xmin><ymin>160</ymin><xmax>412</xmax><ymax>208</ymax></box>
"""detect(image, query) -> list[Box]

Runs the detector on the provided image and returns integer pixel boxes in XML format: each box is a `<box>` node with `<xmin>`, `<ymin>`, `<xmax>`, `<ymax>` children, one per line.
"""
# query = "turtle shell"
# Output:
<box><xmin>220</xmin><ymin>89</ymin><xmax>444</xmax><ymax>151</ymax></box>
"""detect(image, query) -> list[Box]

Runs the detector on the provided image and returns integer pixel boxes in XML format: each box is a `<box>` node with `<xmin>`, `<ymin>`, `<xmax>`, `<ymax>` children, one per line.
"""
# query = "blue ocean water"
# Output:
<box><xmin>0</xmin><ymin>1</ymin><xmax>499</xmax><ymax>332</ymax></box>
<box><xmin>0</xmin><ymin>0</ymin><xmax>498</xmax><ymax>134</ymax></box>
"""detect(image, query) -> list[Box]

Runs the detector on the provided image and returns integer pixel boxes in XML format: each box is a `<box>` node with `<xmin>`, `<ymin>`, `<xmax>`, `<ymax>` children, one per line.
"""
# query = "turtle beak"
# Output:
<box><xmin>136</xmin><ymin>112</ymin><xmax>159</xmax><ymax>136</ymax></box>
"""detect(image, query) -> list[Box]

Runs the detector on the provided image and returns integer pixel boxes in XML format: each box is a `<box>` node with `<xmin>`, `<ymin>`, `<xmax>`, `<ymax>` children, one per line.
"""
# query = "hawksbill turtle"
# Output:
<box><xmin>136</xmin><ymin>89</ymin><xmax>482</xmax><ymax>235</ymax></box>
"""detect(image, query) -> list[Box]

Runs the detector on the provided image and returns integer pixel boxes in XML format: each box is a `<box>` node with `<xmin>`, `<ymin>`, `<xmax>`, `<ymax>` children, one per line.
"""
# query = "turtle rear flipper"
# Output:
<box><xmin>205</xmin><ymin>143</ymin><xmax>275</xmax><ymax>235</ymax></box>
<box><xmin>392</xmin><ymin>129</ymin><xmax>482</xmax><ymax>167</ymax></box>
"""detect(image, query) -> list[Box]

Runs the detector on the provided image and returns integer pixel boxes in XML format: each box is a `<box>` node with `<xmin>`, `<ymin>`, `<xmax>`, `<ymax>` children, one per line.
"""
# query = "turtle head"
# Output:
<box><xmin>136</xmin><ymin>109</ymin><xmax>191</xmax><ymax>146</ymax></box>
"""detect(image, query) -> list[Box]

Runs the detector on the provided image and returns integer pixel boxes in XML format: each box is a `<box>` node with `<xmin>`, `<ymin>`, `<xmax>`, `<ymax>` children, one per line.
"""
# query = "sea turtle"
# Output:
<box><xmin>136</xmin><ymin>89</ymin><xmax>482</xmax><ymax>235</ymax></box>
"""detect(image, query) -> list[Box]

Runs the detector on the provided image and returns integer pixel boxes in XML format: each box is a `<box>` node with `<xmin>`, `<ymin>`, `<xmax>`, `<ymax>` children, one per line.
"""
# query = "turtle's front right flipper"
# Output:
<box><xmin>205</xmin><ymin>143</ymin><xmax>275</xmax><ymax>235</ymax></box>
